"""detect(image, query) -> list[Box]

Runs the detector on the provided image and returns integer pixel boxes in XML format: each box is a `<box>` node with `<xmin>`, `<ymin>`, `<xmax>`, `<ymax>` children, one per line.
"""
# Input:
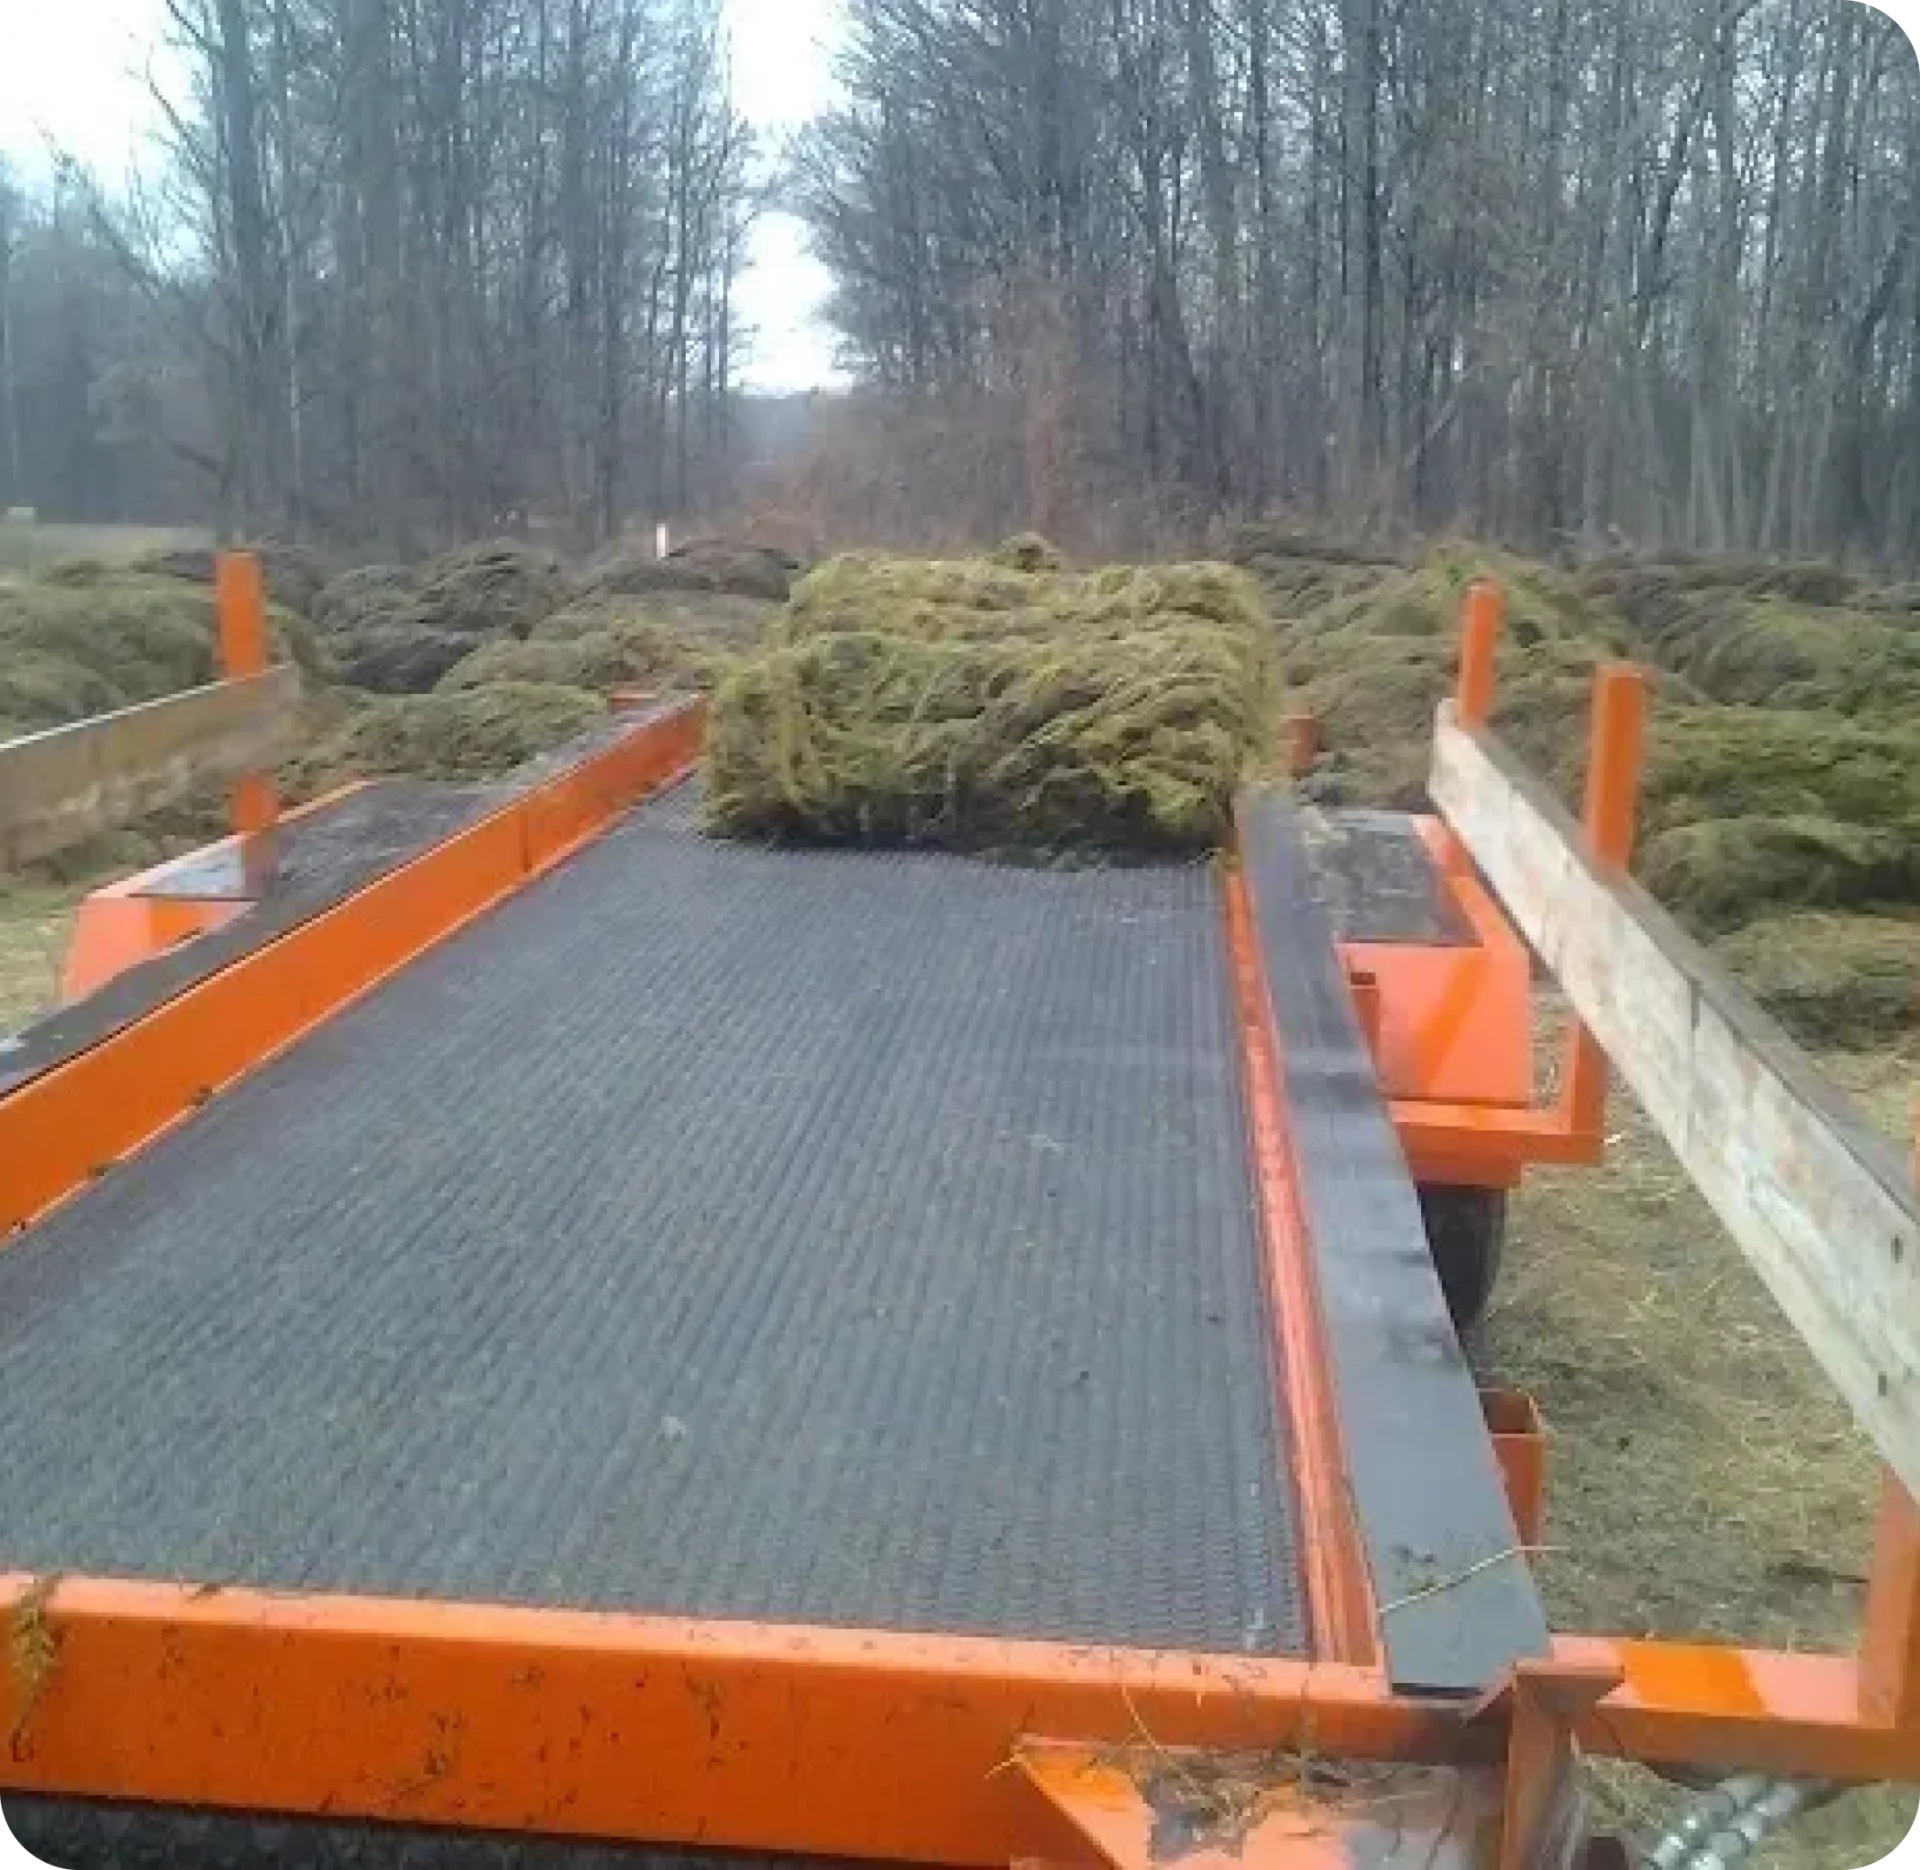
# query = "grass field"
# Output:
<box><xmin>0</xmin><ymin>883</ymin><xmax>84</xmax><ymax>1032</ymax></box>
<box><xmin>0</xmin><ymin>519</ymin><xmax>210</xmax><ymax>579</ymax></box>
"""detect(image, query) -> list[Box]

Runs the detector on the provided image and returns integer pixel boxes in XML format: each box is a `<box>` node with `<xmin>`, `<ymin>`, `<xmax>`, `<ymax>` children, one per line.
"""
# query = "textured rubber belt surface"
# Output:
<box><xmin>0</xmin><ymin>715</ymin><xmax>650</xmax><ymax>1097</ymax></box>
<box><xmin>1294</xmin><ymin>808</ymin><xmax>1471</xmax><ymax>947</ymax></box>
<box><xmin>5</xmin><ymin>1798</ymin><xmax>865</xmax><ymax>1869</ymax></box>
<box><xmin>1241</xmin><ymin>788</ymin><xmax>1549</xmax><ymax>1694</ymax></box>
<box><xmin>0</xmin><ymin>786</ymin><xmax>1305</xmax><ymax>1656</ymax></box>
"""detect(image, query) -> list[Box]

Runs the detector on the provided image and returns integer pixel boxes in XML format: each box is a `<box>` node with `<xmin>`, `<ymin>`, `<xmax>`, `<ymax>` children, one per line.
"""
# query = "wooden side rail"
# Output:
<box><xmin>0</xmin><ymin>665</ymin><xmax>300</xmax><ymax>869</ymax></box>
<box><xmin>1434</xmin><ymin>583</ymin><xmax>1920</xmax><ymax>1765</ymax></box>
<box><xmin>1431</xmin><ymin>693</ymin><xmax>1920</xmax><ymax>1500</ymax></box>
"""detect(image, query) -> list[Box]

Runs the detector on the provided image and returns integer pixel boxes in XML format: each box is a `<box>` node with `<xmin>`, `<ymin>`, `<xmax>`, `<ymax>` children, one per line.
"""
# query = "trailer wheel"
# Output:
<box><xmin>1417</xmin><ymin>1185</ymin><xmax>1507</xmax><ymax>1334</ymax></box>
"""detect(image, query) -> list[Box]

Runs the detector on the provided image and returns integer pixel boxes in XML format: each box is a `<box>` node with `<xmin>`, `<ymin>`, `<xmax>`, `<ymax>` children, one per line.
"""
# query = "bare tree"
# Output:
<box><xmin>797</xmin><ymin>0</ymin><xmax>1920</xmax><ymax>565</ymax></box>
<box><xmin>7</xmin><ymin>0</ymin><xmax>759</xmax><ymax>547</ymax></box>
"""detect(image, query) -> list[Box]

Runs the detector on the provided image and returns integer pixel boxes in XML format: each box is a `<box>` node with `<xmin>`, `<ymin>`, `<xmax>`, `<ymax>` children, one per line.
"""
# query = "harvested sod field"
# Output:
<box><xmin>282</xmin><ymin>682</ymin><xmax>611</xmax><ymax>792</ymax></box>
<box><xmin>1237</xmin><ymin>528</ymin><xmax>1920</xmax><ymax>1047</ymax></box>
<box><xmin>710</xmin><ymin>548</ymin><xmax>1272</xmax><ymax>853</ymax></box>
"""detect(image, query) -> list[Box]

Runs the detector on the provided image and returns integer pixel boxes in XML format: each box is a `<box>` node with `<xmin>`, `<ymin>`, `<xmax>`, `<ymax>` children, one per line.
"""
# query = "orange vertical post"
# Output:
<box><xmin>1860</xmin><ymin>1114</ymin><xmax>1920</xmax><ymax>1728</ymax></box>
<box><xmin>1558</xmin><ymin>664</ymin><xmax>1646</xmax><ymax>1140</ymax></box>
<box><xmin>1279</xmin><ymin>710</ymin><xmax>1323</xmax><ymax>778</ymax></box>
<box><xmin>215</xmin><ymin>550</ymin><xmax>278</xmax><ymax>850</ymax></box>
<box><xmin>1861</xmin><ymin>1472</ymin><xmax>1920</xmax><ymax>1728</ymax></box>
<box><xmin>1457</xmin><ymin>581</ymin><xmax>1504</xmax><ymax>729</ymax></box>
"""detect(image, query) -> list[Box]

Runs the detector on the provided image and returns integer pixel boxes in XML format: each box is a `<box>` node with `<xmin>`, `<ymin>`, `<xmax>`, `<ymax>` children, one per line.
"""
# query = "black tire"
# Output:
<box><xmin>1417</xmin><ymin>1184</ymin><xmax>1508</xmax><ymax>1333</ymax></box>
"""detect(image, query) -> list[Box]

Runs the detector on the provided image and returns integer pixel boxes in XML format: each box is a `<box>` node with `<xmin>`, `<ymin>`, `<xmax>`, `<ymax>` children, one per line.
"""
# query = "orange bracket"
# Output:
<box><xmin>1015</xmin><ymin>1740</ymin><xmax>1499</xmax><ymax>1870</ymax></box>
<box><xmin>1473</xmin><ymin>1659</ymin><xmax>1622</xmax><ymax>1870</ymax></box>
<box><xmin>1400</xmin><ymin>588</ymin><xmax>1651</xmax><ymax>1189</ymax></box>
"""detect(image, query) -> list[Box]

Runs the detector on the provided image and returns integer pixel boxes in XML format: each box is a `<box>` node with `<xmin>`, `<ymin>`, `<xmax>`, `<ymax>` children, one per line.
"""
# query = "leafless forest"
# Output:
<box><xmin>796</xmin><ymin>0</ymin><xmax>1920</xmax><ymax>561</ymax></box>
<box><xmin>0</xmin><ymin>0</ymin><xmax>751</xmax><ymax>548</ymax></box>
<box><xmin>2</xmin><ymin>0</ymin><xmax>1918</xmax><ymax>564</ymax></box>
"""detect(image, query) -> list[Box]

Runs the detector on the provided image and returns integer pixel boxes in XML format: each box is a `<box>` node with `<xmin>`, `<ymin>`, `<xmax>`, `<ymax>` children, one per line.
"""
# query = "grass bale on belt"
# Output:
<box><xmin>780</xmin><ymin>554</ymin><xmax>1264</xmax><ymax>642</ymax></box>
<box><xmin>708</xmin><ymin>624</ymin><xmax>1261</xmax><ymax>853</ymax></box>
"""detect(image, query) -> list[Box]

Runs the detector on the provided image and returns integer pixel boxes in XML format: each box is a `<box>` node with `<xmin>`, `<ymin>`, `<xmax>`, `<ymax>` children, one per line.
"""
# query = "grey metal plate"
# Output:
<box><xmin>1294</xmin><ymin>809</ymin><xmax>1471</xmax><ymax>948</ymax></box>
<box><xmin>1240</xmin><ymin>787</ymin><xmax>1549</xmax><ymax>1694</ymax></box>
<box><xmin>0</xmin><ymin>786</ymin><xmax>1304</xmax><ymax>1657</ymax></box>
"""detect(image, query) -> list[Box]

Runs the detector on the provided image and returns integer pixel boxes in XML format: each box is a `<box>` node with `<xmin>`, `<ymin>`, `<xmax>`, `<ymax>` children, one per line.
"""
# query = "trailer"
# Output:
<box><xmin>0</xmin><ymin>558</ymin><xmax>1914</xmax><ymax>1868</ymax></box>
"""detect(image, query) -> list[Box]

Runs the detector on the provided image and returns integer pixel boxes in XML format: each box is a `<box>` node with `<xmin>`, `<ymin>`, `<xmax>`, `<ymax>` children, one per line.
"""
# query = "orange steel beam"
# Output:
<box><xmin>215</xmin><ymin>550</ymin><xmax>277</xmax><ymax>850</ymax></box>
<box><xmin>1559</xmin><ymin>1636</ymin><xmax>1920</xmax><ymax>1782</ymax></box>
<box><xmin>0</xmin><ymin>1576</ymin><xmax>1446</xmax><ymax>1863</ymax></box>
<box><xmin>1389</xmin><ymin>1099</ymin><xmax>1601</xmax><ymax>1187</ymax></box>
<box><xmin>0</xmin><ymin>703</ymin><xmax>704</xmax><ymax>1232</ymax></box>
<box><xmin>1475</xmin><ymin>1660</ymin><xmax>1622</xmax><ymax>1870</ymax></box>
<box><xmin>1557</xmin><ymin>666</ymin><xmax>1646</xmax><ymax>1143</ymax></box>
<box><xmin>1223</xmin><ymin>860</ymin><xmax>1379</xmax><ymax>1668</ymax></box>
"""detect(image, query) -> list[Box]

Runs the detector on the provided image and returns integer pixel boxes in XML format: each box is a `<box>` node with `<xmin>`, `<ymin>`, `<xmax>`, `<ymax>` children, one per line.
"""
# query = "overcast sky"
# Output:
<box><xmin>0</xmin><ymin>0</ymin><xmax>845</xmax><ymax>392</ymax></box>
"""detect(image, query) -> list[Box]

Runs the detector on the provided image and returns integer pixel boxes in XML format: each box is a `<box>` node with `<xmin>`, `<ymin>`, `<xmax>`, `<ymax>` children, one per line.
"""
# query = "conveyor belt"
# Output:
<box><xmin>0</xmin><ymin>785</ymin><xmax>1304</xmax><ymax>1657</ymax></box>
<box><xmin>1</xmin><ymin>714</ymin><xmax>655</xmax><ymax>1099</ymax></box>
<box><xmin>5</xmin><ymin>1798</ymin><xmax>849</xmax><ymax>1868</ymax></box>
<box><xmin>1241</xmin><ymin>787</ymin><xmax>1550</xmax><ymax>1694</ymax></box>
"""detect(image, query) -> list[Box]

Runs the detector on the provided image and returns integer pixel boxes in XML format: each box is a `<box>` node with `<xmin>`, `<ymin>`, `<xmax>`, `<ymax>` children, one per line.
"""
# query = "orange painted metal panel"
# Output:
<box><xmin>1345</xmin><ymin>940</ymin><xmax>1530</xmax><ymax>1107</ymax></box>
<box><xmin>1558</xmin><ymin>1636</ymin><xmax>1920</xmax><ymax>1781</ymax></box>
<box><xmin>0</xmin><ymin>1577</ymin><xmax>1438</xmax><ymax>1862</ymax></box>
<box><xmin>1351</xmin><ymin>820</ymin><xmax>1535</xmax><ymax>1109</ymax></box>
<box><xmin>1222</xmin><ymin>862</ymin><xmax>1378</xmax><ymax>1667</ymax></box>
<box><xmin>59</xmin><ymin>782</ymin><xmax>375</xmax><ymax>998</ymax></box>
<box><xmin>521</xmin><ymin>705</ymin><xmax>706</xmax><ymax>873</ymax></box>
<box><xmin>1481</xmin><ymin>1390</ymin><xmax>1546</xmax><ymax>1550</ymax></box>
<box><xmin>62</xmin><ymin>894</ymin><xmax>242</xmax><ymax>1001</ymax></box>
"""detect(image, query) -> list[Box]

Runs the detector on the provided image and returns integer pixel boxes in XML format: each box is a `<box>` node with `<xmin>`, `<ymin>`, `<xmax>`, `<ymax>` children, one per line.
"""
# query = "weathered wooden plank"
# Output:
<box><xmin>0</xmin><ymin>666</ymin><xmax>299</xmax><ymax>868</ymax></box>
<box><xmin>1431</xmin><ymin>700</ymin><xmax>1920</xmax><ymax>1498</ymax></box>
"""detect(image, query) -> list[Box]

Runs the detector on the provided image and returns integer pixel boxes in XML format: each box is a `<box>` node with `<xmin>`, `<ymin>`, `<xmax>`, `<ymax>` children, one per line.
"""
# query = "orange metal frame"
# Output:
<box><xmin>1354</xmin><ymin>583</ymin><xmax>1616</xmax><ymax>1190</ymax></box>
<box><xmin>0</xmin><ymin>697</ymin><xmax>705</xmax><ymax>1235</ymax></box>
<box><xmin>62</xmin><ymin>781</ymin><xmax>375</xmax><ymax>1000</ymax></box>
<box><xmin>1</xmin><ymin>563</ymin><xmax>1918</xmax><ymax>1861</ymax></box>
